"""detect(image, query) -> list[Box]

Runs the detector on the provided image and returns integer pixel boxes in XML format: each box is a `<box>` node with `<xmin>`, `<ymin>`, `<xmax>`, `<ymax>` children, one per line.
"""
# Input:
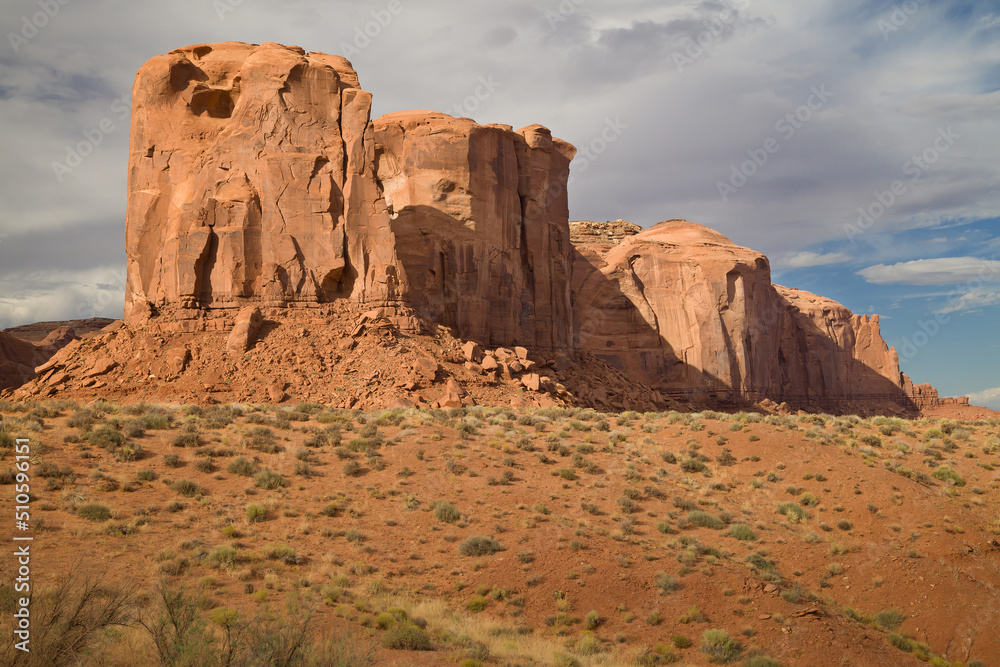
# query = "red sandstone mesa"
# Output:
<box><xmin>3</xmin><ymin>41</ymin><xmax>973</xmax><ymax>415</ymax></box>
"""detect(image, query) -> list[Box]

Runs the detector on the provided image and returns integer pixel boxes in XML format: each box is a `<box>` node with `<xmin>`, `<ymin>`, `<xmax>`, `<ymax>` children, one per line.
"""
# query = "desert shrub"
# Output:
<box><xmin>343</xmin><ymin>460</ymin><xmax>362</xmax><ymax>477</ymax></box>
<box><xmin>931</xmin><ymin>466</ymin><xmax>965</xmax><ymax>486</ymax></box>
<box><xmin>701</xmin><ymin>628</ymin><xmax>742</xmax><ymax>663</ymax></box>
<box><xmin>253</xmin><ymin>469</ymin><xmax>287</xmax><ymax>490</ymax></box>
<box><xmin>434</xmin><ymin>501</ymin><xmax>461</xmax><ymax>523</ymax></box>
<box><xmin>140</xmin><ymin>410</ymin><xmax>173</xmax><ymax>430</ymax></box>
<box><xmin>458</xmin><ymin>536</ymin><xmax>503</xmax><ymax>557</ymax></box>
<box><xmin>686</xmin><ymin>510</ymin><xmax>724</xmax><ymax>530</ymax></box>
<box><xmin>672</xmin><ymin>634</ymin><xmax>692</xmax><ymax>649</ymax></box>
<box><xmin>207</xmin><ymin>546</ymin><xmax>238</xmax><ymax>569</ymax></box>
<box><xmin>655</xmin><ymin>572</ymin><xmax>680</xmax><ymax>593</ymax></box>
<box><xmin>122</xmin><ymin>419</ymin><xmax>146</xmax><ymax>438</ymax></box>
<box><xmin>172</xmin><ymin>432</ymin><xmax>201</xmax><ymax>448</ymax></box>
<box><xmin>227</xmin><ymin>457</ymin><xmax>257</xmax><ymax>476</ymax></box>
<box><xmin>163</xmin><ymin>454</ymin><xmax>183</xmax><ymax>468</ymax></box>
<box><xmin>11</xmin><ymin>569</ymin><xmax>140</xmax><ymax>663</ymax></box>
<box><xmin>194</xmin><ymin>458</ymin><xmax>216</xmax><ymax>474</ymax></box>
<box><xmin>77</xmin><ymin>504</ymin><xmax>112</xmax><ymax>522</ymax></box>
<box><xmin>875</xmin><ymin>608</ymin><xmax>905</xmax><ymax>631</ymax></box>
<box><xmin>680</xmin><ymin>458</ymin><xmax>708</xmax><ymax>473</ymax></box>
<box><xmin>743</xmin><ymin>655</ymin><xmax>782</xmax><ymax>667</ymax></box>
<box><xmin>798</xmin><ymin>492</ymin><xmax>819</xmax><ymax>507</ymax></box>
<box><xmin>776</xmin><ymin>502</ymin><xmax>809</xmax><ymax>523</ymax></box>
<box><xmin>171</xmin><ymin>479</ymin><xmax>204</xmax><ymax>497</ymax></box>
<box><xmin>383</xmin><ymin>624</ymin><xmax>433</xmax><ymax>651</ymax></box>
<box><xmin>86</xmin><ymin>427</ymin><xmax>125</xmax><ymax>450</ymax></box>
<box><xmin>246</xmin><ymin>504</ymin><xmax>266</xmax><ymax>523</ymax></box>
<box><xmin>728</xmin><ymin>523</ymin><xmax>757</xmax><ymax>541</ymax></box>
<box><xmin>243</xmin><ymin>426</ymin><xmax>278</xmax><ymax>453</ymax></box>
<box><xmin>137</xmin><ymin>470</ymin><xmax>156</xmax><ymax>482</ymax></box>
<box><xmin>859</xmin><ymin>434</ymin><xmax>882</xmax><ymax>448</ymax></box>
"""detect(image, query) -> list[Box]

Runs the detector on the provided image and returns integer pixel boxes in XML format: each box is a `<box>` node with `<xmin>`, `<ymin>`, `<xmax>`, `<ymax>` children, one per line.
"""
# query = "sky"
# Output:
<box><xmin>0</xmin><ymin>0</ymin><xmax>998</xmax><ymax>408</ymax></box>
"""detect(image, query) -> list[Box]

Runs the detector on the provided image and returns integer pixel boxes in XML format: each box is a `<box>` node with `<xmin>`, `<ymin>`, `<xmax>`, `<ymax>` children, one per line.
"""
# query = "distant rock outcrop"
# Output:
<box><xmin>571</xmin><ymin>220</ymin><xmax>913</xmax><ymax>411</ymax></box>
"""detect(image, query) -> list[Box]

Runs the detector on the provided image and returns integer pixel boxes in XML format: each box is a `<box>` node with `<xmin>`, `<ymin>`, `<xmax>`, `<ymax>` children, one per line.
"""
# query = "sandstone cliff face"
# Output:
<box><xmin>125</xmin><ymin>43</ymin><xmax>575</xmax><ymax>352</ymax></box>
<box><xmin>572</xmin><ymin>220</ymin><xmax>909</xmax><ymax>408</ymax></box>
<box><xmin>0</xmin><ymin>328</ymin><xmax>80</xmax><ymax>391</ymax></box>
<box><xmin>125</xmin><ymin>41</ymin><xmax>405</xmax><ymax>324</ymax></box>
<box><xmin>372</xmin><ymin>111</ymin><xmax>575</xmax><ymax>350</ymax></box>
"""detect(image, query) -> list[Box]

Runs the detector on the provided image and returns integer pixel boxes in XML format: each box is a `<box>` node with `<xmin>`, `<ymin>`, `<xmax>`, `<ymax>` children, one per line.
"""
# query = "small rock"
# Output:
<box><xmin>441</xmin><ymin>378</ymin><xmax>465</xmax><ymax>408</ymax></box>
<box><xmin>521</xmin><ymin>373</ymin><xmax>542</xmax><ymax>392</ymax></box>
<box><xmin>413</xmin><ymin>357</ymin><xmax>439</xmax><ymax>382</ymax></box>
<box><xmin>763</xmin><ymin>584</ymin><xmax>778</xmax><ymax>593</ymax></box>
<box><xmin>337</xmin><ymin>338</ymin><xmax>356</xmax><ymax>350</ymax></box>
<box><xmin>267</xmin><ymin>383</ymin><xmax>289</xmax><ymax>404</ymax></box>
<box><xmin>464</xmin><ymin>361</ymin><xmax>483</xmax><ymax>374</ymax></box>
<box><xmin>481</xmin><ymin>355</ymin><xmax>499</xmax><ymax>371</ymax></box>
<box><xmin>514</xmin><ymin>346</ymin><xmax>529</xmax><ymax>361</ymax></box>
<box><xmin>226</xmin><ymin>306</ymin><xmax>263</xmax><ymax>355</ymax></box>
<box><xmin>461</xmin><ymin>341</ymin><xmax>483</xmax><ymax>363</ymax></box>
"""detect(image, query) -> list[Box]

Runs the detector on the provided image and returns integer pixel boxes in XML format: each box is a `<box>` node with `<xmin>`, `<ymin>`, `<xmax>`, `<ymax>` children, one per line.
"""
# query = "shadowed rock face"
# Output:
<box><xmin>572</xmin><ymin>220</ymin><xmax>911</xmax><ymax>409</ymax></box>
<box><xmin>372</xmin><ymin>111</ymin><xmax>575</xmax><ymax>351</ymax></box>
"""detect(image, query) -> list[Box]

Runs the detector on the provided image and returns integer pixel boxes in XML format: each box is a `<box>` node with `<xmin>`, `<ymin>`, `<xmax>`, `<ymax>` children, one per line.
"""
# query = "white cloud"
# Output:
<box><xmin>858</xmin><ymin>257</ymin><xmax>1000</xmax><ymax>285</ymax></box>
<box><xmin>0</xmin><ymin>266</ymin><xmax>125</xmax><ymax>329</ymax></box>
<box><xmin>779</xmin><ymin>251</ymin><xmax>851</xmax><ymax>269</ymax></box>
<box><xmin>967</xmin><ymin>386</ymin><xmax>1000</xmax><ymax>411</ymax></box>
<box><xmin>935</xmin><ymin>288</ymin><xmax>1000</xmax><ymax>314</ymax></box>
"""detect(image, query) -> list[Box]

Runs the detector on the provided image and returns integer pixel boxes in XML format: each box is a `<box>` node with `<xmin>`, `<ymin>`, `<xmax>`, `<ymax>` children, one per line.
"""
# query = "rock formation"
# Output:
<box><xmin>571</xmin><ymin>220</ymin><xmax>913</xmax><ymax>410</ymax></box>
<box><xmin>124</xmin><ymin>42</ymin><xmax>574</xmax><ymax>352</ymax></box>
<box><xmin>0</xmin><ymin>328</ymin><xmax>81</xmax><ymax>391</ymax></box>
<box><xmin>42</xmin><ymin>40</ymin><xmax>949</xmax><ymax>414</ymax></box>
<box><xmin>372</xmin><ymin>111</ymin><xmax>575</xmax><ymax>350</ymax></box>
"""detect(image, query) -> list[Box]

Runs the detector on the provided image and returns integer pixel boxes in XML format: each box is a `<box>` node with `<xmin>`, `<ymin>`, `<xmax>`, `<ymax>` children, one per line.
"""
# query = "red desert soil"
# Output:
<box><xmin>1</xmin><ymin>402</ymin><xmax>998</xmax><ymax>666</ymax></box>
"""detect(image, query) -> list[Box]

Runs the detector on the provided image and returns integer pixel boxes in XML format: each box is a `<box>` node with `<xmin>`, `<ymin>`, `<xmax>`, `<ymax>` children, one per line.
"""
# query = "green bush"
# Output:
<box><xmin>246</xmin><ymin>504</ymin><xmax>266</xmax><ymax>523</ymax></box>
<box><xmin>776</xmin><ymin>502</ymin><xmax>809</xmax><ymax>523</ymax></box>
<box><xmin>434</xmin><ymin>501</ymin><xmax>461</xmax><ymax>523</ymax></box>
<box><xmin>243</xmin><ymin>426</ymin><xmax>278</xmax><ymax>453</ymax></box>
<box><xmin>87</xmin><ymin>427</ymin><xmax>125</xmax><ymax>450</ymax></box>
<box><xmin>655</xmin><ymin>572</ymin><xmax>680</xmax><ymax>593</ymax></box>
<box><xmin>77</xmin><ymin>504</ymin><xmax>112</xmax><ymax>522</ymax></box>
<box><xmin>875</xmin><ymin>608</ymin><xmax>905</xmax><ymax>631</ymax></box>
<box><xmin>171</xmin><ymin>479</ymin><xmax>204</xmax><ymax>497</ymax></box>
<box><xmin>728</xmin><ymin>523</ymin><xmax>757</xmax><ymax>541</ymax></box>
<box><xmin>702</xmin><ymin>628</ymin><xmax>742</xmax><ymax>663</ymax></box>
<box><xmin>227</xmin><ymin>457</ymin><xmax>257</xmax><ymax>476</ymax></box>
<box><xmin>931</xmin><ymin>466</ymin><xmax>965</xmax><ymax>486</ymax></box>
<box><xmin>680</xmin><ymin>458</ymin><xmax>708</xmax><ymax>473</ymax></box>
<box><xmin>383</xmin><ymin>624</ymin><xmax>433</xmax><ymax>651</ymax></box>
<box><xmin>458</xmin><ymin>536</ymin><xmax>503</xmax><ymax>557</ymax></box>
<box><xmin>253</xmin><ymin>469</ymin><xmax>287</xmax><ymax>490</ymax></box>
<box><xmin>686</xmin><ymin>510</ymin><xmax>725</xmax><ymax>530</ymax></box>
